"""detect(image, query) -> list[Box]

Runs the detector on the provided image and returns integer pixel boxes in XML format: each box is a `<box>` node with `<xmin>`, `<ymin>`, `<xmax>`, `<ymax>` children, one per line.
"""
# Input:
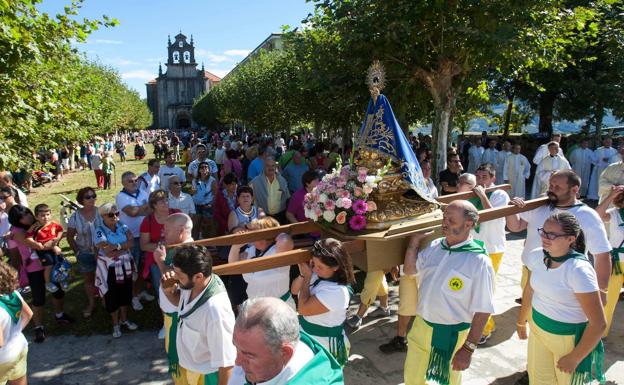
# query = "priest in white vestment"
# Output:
<box><xmin>569</xmin><ymin>139</ymin><xmax>593</xmax><ymax>198</ymax></box>
<box><xmin>598</xmin><ymin>144</ymin><xmax>624</xmax><ymax>202</ymax></box>
<box><xmin>504</xmin><ymin>144</ymin><xmax>530</xmax><ymax>198</ymax></box>
<box><xmin>531</xmin><ymin>142</ymin><xmax>571</xmax><ymax>198</ymax></box>
<box><xmin>532</xmin><ymin>133</ymin><xmax>563</xmax><ymax>165</ymax></box>
<box><xmin>588</xmin><ymin>137</ymin><xmax>617</xmax><ymax>200</ymax></box>
<box><xmin>468</xmin><ymin>137</ymin><xmax>484</xmax><ymax>174</ymax></box>
<box><xmin>481</xmin><ymin>139</ymin><xmax>499</xmax><ymax>170</ymax></box>
<box><xmin>495</xmin><ymin>141</ymin><xmax>511</xmax><ymax>185</ymax></box>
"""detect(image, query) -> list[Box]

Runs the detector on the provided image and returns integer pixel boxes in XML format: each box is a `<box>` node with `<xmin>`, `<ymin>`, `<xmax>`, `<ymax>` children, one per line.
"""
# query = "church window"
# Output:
<box><xmin>173</xmin><ymin>51</ymin><xmax>180</xmax><ymax>63</ymax></box>
<box><xmin>183</xmin><ymin>51</ymin><xmax>190</xmax><ymax>63</ymax></box>
<box><xmin>178</xmin><ymin>41</ymin><xmax>183</xmax><ymax>48</ymax></box>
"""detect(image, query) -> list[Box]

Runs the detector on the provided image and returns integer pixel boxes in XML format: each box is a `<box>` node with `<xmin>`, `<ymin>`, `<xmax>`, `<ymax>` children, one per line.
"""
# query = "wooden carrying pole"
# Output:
<box><xmin>435</xmin><ymin>184</ymin><xmax>511</xmax><ymax>204</ymax></box>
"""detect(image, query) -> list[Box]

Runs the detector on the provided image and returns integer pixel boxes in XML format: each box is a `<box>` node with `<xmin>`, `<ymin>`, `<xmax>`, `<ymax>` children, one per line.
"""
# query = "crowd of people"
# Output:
<box><xmin>0</xmin><ymin>127</ymin><xmax>622</xmax><ymax>385</ymax></box>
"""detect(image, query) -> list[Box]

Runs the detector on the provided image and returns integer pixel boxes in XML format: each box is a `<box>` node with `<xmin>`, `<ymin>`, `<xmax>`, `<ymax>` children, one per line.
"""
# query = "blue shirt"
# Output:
<box><xmin>94</xmin><ymin>222</ymin><xmax>129</xmax><ymax>247</ymax></box>
<box><xmin>192</xmin><ymin>177</ymin><xmax>216</xmax><ymax>205</ymax></box>
<box><xmin>282</xmin><ymin>163</ymin><xmax>309</xmax><ymax>193</ymax></box>
<box><xmin>247</xmin><ymin>158</ymin><xmax>264</xmax><ymax>182</ymax></box>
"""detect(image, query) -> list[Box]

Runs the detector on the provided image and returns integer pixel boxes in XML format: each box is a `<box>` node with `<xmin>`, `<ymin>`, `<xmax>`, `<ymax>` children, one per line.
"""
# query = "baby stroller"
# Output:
<box><xmin>59</xmin><ymin>194</ymin><xmax>82</xmax><ymax>229</ymax></box>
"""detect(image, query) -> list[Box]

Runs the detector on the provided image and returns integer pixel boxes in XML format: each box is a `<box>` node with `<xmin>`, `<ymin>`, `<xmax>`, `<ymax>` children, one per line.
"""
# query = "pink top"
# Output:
<box><xmin>8</xmin><ymin>227</ymin><xmax>43</xmax><ymax>273</ymax></box>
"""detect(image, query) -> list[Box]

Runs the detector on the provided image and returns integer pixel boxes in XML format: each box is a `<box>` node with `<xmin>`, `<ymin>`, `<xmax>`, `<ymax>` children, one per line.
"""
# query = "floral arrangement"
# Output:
<box><xmin>304</xmin><ymin>159</ymin><xmax>389</xmax><ymax>231</ymax></box>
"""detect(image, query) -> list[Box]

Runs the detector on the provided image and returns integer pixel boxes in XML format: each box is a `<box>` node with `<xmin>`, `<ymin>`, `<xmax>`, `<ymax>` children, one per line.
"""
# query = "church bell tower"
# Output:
<box><xmin>167</xmin><ymin>32</ymin><xmax>196</xmax><ymax>66</ymax></box>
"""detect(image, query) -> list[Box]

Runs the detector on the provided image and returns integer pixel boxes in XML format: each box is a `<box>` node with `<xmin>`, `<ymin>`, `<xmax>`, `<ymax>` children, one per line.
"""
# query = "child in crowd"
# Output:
<box><xmin>27</xmin><ymin>204</ymin><xmax>68</xmax><ymax>292</ymax></box>
<box><xmin>102</xmin><ymin>151</ymin><xmax>116</xmax><ymax>190</ymax></box>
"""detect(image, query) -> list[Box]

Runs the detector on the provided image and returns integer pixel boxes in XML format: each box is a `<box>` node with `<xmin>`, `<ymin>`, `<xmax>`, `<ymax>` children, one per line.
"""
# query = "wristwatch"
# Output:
<box><xmin>463</xmin><ymin>340</ymin><xmax>477</xmax><ymax>352</ymax></box>
<box><xmin>116</xmin><ymin>243</ymin><xmax>121</xmax><ymax>251</ymax></box>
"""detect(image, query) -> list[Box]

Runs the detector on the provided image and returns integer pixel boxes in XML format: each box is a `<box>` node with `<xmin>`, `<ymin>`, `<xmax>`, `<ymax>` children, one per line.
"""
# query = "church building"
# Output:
<box><xmin>146</xmin><ymin>32</ymin><xmax>220</xmax><ymax>130</ymax></box>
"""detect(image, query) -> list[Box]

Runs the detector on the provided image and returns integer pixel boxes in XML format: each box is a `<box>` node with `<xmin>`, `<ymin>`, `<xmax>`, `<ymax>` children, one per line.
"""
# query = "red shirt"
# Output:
<box><xmin>32</xmin><ymin>222</ymin><xmax>63</xmax><ymax>243</ymax></box>
<box><xmin>139</xmin><ymin>209</ymin><xmax>179</xmax><ymax>278</ymax></box>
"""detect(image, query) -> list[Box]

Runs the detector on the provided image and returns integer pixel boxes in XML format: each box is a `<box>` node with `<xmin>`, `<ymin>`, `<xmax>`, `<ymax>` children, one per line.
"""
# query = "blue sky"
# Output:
<box><xmin>39</xmin><ymin>0</ymin><xmax>314</xmax><ymax>98</ymax></box>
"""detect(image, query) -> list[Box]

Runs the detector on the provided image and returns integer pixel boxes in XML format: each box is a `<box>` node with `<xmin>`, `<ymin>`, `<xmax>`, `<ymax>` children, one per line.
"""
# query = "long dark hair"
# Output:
<box><xmin>311</xmin><ymin>238</ymin><xmax>355</xmax><ymax>285</ymax></box>
<box><xmin>546</xmin><ymin>211</ymin><xmax>586</xmax><ymax>253</ymax></box>
<box><xmin>8</xmin><ymin>205</ymin><xmax>35</xmax><ymax>230</ymax></box>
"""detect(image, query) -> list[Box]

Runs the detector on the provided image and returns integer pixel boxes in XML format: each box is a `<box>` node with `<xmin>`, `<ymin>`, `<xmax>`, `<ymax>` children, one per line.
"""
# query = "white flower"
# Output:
<box><xmin>365</xmin><ymin>175</ymin><xmax>378</xmax><ymax>186</ymax></box>
<box><xmin>305</xmin><ymin>208</ymin><xmax>318</xmax><ymax>221</ymax></box>
<box><xmin>319</xmin><ymin>193</ymin><xmax>328</xmax><ymax>203</ymax></box>
<box><xmin>335</xmin><ymin>198</ymin><xmax>344</xmax><ymax>208</ymax></box>
<box><xmin>322</xmin><ymin>210</ymin><xmax>336</xmax><ymax>222</ymax></box>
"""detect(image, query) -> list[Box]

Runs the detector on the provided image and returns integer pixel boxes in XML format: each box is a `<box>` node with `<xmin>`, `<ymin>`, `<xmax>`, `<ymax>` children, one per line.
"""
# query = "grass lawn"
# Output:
<box><xmin>23</xmin><ymin>144</ymin><xmax>166</xmax><ymax>336</ymax></box>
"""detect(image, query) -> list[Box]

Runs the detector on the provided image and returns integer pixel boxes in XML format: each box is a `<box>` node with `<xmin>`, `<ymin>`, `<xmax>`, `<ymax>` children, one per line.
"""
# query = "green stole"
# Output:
<box><xmin>542</xmin><ymin>250</ymin><xmax>588</xmax><ymax>270</ymax></box>
<box><xmin>421</xmin><ymin>238</ymin><xmax>486</xmax><ymax>385</ymax></box>
<box><xmin>532</xmin><ymin>308</ymin><xmax>605</xmax><ymax>385</ymax></box>
<box><xmin>244</xmin><ymin>330</ymin><xmax>344</xmax><ymax>385</ymax></box>
<box><xmin>467</xmin><ymin>192</ymin><xmax>493</xmax><ymax>233</ymax></box>
<box><xmin>298</xmin><ymin>316</ymin><xmax>348</xmax><ymax>366</ymax></box>
<box><xmin>610</xmin><ymin>209</ymin><xmax>624</xmax><ymax>275</ymax></box>
<box><xmin>167</xmin><ymin>274</ymin><xmax>226</xmax><ymax>377</ymax></box>
<box><xmin>0</xmin><ymin>292</ymin><xmax>22</xmax><ymax>324</ymax></box>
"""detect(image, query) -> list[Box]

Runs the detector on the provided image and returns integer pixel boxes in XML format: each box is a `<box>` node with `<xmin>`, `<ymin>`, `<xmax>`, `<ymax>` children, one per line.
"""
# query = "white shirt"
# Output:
<box><xmin>115</xmin><ymin>189</ymin><xmax>149</xmax><ymax>238</ymax></box>
<box><xmin>607</xmin><ymin>208</ymin><xmax>624</xmax><ymax>249</ymax></box>
<box><xmin>215</xmin><ymin>148</ymin><xmax>226</xmax><ymax>165</ymax></box>
<box><xmin>518</xmin><ymin>204</ymin><xmax>611</xmax><ymax>263</ymax></box>
<box><xmin>481</xmin><ymin>148</ymin><xmax>498</xmax><ymax>167</ymax></box>
<box><xmin>228</xmin><ymin>341</ymin><xmax>314</xmax><ymax>385</ymax></box>
<box><xmin>533</xmin><ymin>143</ymin><xmax>564</xmax><ymax>165</ymax></box>
<box><xmin>524</xmin><ymin>247</ymin><xmax>598</xmax><ymax>323</ymax></box>
<box><xmin>159</xmin><ymin>165</ymin><xmax>186</xmax><ymax>192</ymax></box>
<box><xmin>168</xmin><ymin>192</ymin><xmax>196</xmax><ymax>215</ymax></box>
<box><xmin>159</xmin><ymin>283</ymin><xmax>236</xmax><ymax>374</ymax></box>
<box><xmin>416</xmin><ymin>238</ymin><xmax>495</xmax><ymax>324</ymax></box>
<box><xmin>0</xmin><ymin>291</ymin><xmax>27</xmax><ymax>364</ymax></box>
<box><xmin>242</xmin><ymin>245</ymin><xmax>292</xmax><ymax>305</ymax></box>
<box><xmin>470</xmin><ymin>189</ymin><xmax>510</xmax><ymax>253</ymax></box>
<box><xmin>138</xmin><ymin>172</ymin><xmax>160</xmax><ymax>193</ymax></box>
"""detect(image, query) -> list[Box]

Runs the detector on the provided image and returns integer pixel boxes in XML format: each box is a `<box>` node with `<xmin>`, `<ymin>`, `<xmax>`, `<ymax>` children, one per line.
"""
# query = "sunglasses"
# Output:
<box><xmin>106</xmin><ymin>212</ymin><xmax>120</xmax><ymax>218</ymax></box>
<box><xmin>537</xmin><ymin>227</ymin><xmax>570</xmax><ymax>240</ymax></box>
<box><xmin>312</xmin><ymin>240</ymin><xmax>334</xmax><ymax>258</ymax></box>
<box><xmin>84</xmin><ymin>194</ymin><xmax>97</xmax><ymax>200</ymax></box>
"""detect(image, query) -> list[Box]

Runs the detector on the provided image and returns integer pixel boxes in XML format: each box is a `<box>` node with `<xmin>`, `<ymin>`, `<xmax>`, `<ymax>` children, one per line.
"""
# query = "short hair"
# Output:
<box><xmin>226</xmin><ymin>149</ymin><xmax>237</xmax><ymax>159</ymax></box>
<box><xmin>76</xmin><ymin>187</ymin><xmax>96</xmax><ymax>205</ymax></box>
<box><xmin>447</xmin><ymin>152</ymin><xmax>460</xmax><ymax>160</ymax></box>
<box><xmin>148</xmin><ymin>159</ymin><xmax>160</xmax><ymax>167</ymax></box>
<box><xmin>0</xmin><ymin>260</ymin><xmax>18</xmax><ymax>295</ymax></box>
<box><xmin>223</xmin><ymin>173</ymin><xmax>238</xmax><ymax>186</ymax></box>
<box><xmin>165</xmin><ymin>151</ymin><xmax>175</xmax><ymax>158</ymax></box>
<box><xmin>0</xmin><ymin>171</ymin><xmax>13</xmax><ymax>184</ymax></box>
<box><xmin>172</xmin><ymin>244</ymin><xmax>213</xmax><ymax>278</ymax></box>
<box><xmin>237</xmin><ymin>185</ymin><xmax>254</xmax><ymax>198</ymax></box>
<box><xmin>547</xmin><ymin>141</ymin><xmax>559</xmax><ymax>149</ymax></box>
<box><xmin>246</xmin><ymin>145</ymin><xmax>259</xmax><ymax>160</ymax></box>
<box><xmin>461</xmin><ymin>201</ymin><xmax>479</xmax><ymax>225</ymax></box>
<box><xmin>34</xmin><ymin>203</ymin><xmax>51</xmax><ymax>215</ymax></box>
<box><xmin>121</xmin><ymin>171</ymin><xmax>135</xmax><ymax>182</ymax></box>
<box><xmin>475</xmin><ymin>163</ymin><xmax>496</xmax><ymax>177</ymax></box>
<box><xmin>98</xmin><ymin>202</ymin><xmax>118</xmax><ymax>216</ymax></box>
<box><xmin>236</xmin><ymin>297</ymin><xmax>300</xmax><ymax>355</ymax></box>
<box><xmin>149</xmin><ymin>190</ymin><xmax>168</xmax><ymax>209</ymax></box>
<box><xmin>8</xmin><ymin>205</ymin><xmax>35</xmax><ymax>230</ymax></box>
<box><xmin>301</xmin><ymin>170</ymin><xmax>319</xmax><ymax>190</ymax></box>
<box><xmin>551</xmin><ymin>169</ymin><xmax>581</xmax><ymax>188</ymax></box>
<box><xmin>247</xmin><ymin>216</ymin><xmax>280</xmax><ymax>231</ymax></box>
<box><xmin>458</xmin><ymin>173</ymin><xmax>476</xmax><ymax>186</ymax></box>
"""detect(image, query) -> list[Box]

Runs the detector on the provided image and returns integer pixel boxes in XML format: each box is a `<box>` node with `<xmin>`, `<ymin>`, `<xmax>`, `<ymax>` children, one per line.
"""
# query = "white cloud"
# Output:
<box><xmin>106</xmin><ymin>58</ymin><xmax>140</xmax><ymax>66</ymax></box>
<box><xmin>121</xmin><ymin>70</ymin><xmax>155</xmax><ymax>81</ymax></box>
<box><xmin>195</xmin><ymin>48</ymin><xmax>230</xmax><ymax>63</ymax></box>
<box><xmin>224</xmin><ymin>49</ymin><xmax>251</xmax><ymax>57</ymax></box>
<box><xmin>89</xmin><ymin>39</ymin><xmax>124</xmax><ymax>45</ymax></box>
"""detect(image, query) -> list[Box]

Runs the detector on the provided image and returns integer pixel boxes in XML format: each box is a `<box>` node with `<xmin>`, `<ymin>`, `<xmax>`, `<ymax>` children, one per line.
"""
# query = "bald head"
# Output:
<box><xmin>442</xmin><ymin>200</ymin><xmax>479</xmax><ymax>242</ymax></box>
<box><xmin>164</xmin><ymin>213</ymin><xmax>193</xmax><ymax>244</ymax></box>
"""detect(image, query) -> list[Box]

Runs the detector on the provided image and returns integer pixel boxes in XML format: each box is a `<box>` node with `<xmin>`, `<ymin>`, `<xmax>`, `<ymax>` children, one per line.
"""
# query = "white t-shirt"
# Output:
<box><xmin>242</xmin><ymin>245</ymin><xmax>293</xmax><ymax>307</ymax></box>
<box><xmin>416</xmin><ymin>237</ymin><xmax>495</xmax><ymax>324</ymax></box>
<box><xmin>168</xmin><ymin>192</ymin><xmax>196</xmax><ymax>215</ymax></box>
<box><xmin>138</xmin><ymin>172</ymin><xmax>160</xmax><ymax>193</ymax></box>
<box><xmin>228</xmin><ymin>341</ymin><xmax>314</xmax><ymax>385</ymax></box>
<box><xmin>115</xmin><ymin>189</ymin><xmax>149</xmax><ymax>238</ymax></box>
<box><xmin>159</xmin><ymin>284</ymin><xmax>236</xmax><ymax>374</ymax></box>
<box><xmin>470</xmin><ymin>189</ymin><xmax>509</xmax><ymax>253</ymax></box>
<box><xmin>607</xmin><ymin>208</ymin><xmax>624</xmax><ymax>249</ymax></box>
<box><xmin>519</xmin><ymin>203</ymin><xmax>611</xmax><ymax>262</ymax></box>
<box><xmin>0</xmin><ymin>291</ymin><xmax>27</xmax><ymax>364</ymax></box>
<box><xmin>524</xmin><ymin>247</ymin><xmax>598</xmax><ymax>323</ymax></box>
<box><xmin>159</xmin><ymin>165</ymin><xmax>186</xmax><ymax>192</ymax></box>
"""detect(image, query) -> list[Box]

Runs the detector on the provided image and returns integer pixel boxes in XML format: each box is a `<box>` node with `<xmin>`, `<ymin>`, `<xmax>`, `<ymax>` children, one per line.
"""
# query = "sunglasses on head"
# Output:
<box><xmin>312</xmin><ymin>240</ymin><xmax>334</xmax><ymax>258</ymax></box>
<box><xmin>106</xmin><ymin>212</ymin><xmax>120</xmax><ymax>218</ymax></box>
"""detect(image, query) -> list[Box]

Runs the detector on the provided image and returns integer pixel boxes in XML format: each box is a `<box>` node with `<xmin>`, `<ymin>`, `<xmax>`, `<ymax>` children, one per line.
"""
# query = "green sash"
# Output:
<box><xmin>298</xmin><ymin>316</ymin><xmax>348</xmax><ymax>366</ymax></box>
<box><xmin>542</xmin><ymin>250</ymin><xmax>588</xmax><ymax>270</ymax></box>
<box><xmin>0</xmin><ymin>292</ymin><xmax>22</xmax><ymax>324</ymax></box>
<box><xmin>467</xmin><ymin>193</ymin><xmax>492</xmax><ymax>233</ymax></box>
<box><xmin>167</xmin><ymin>274</ymin><xmax>226</xmax><ymax>377</ymax></box>
<box><xmin>532</xmin><ymin>308</ymin><xmax>605</xmax><ymax>385</ymax></box>
<box><xmin>441</xmin><ymin>239</ymin><xmax>487</xmax><ymax>255</ymax></box>
<box><xmin>164</xmin><ymin>248</ymin><xmax>175</xmax><ymax>266</ymax></box>
<box><xmin>424</xmin><ymin>320</ymin><xmax>471</xmax><ymax>385</ymax></box>
<box><xmin>204</xmin><ymin>371</ymin><xmax>219</xmax><ymax>385</ymax></box>
<box><xmin>280</xmin><ymin>291</ymin><xmax>291</xmax><ymax>302</ymax></box>
<box><xmin>610</xmin><ymin>238</ymin><xmax>624</xmax><ymax>275</ymax></box>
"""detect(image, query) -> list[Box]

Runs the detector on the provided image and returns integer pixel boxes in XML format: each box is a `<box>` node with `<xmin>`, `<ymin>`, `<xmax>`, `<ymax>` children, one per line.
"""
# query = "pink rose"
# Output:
<box><xmin>341</xmin><ymin>198</ymin><xmax>352</xmax><ymax>209</ymax></box>
<box><xmin>336</xmin><ymin>176</ymin><xmax>347</xmax><ymax>188</ymax></box>
<box><xmin>363</xmin><ymin>184</ymin><xmax>373</xmax><ymax>194</ymax></box>
<box><xmin>366</xmin><ymin>201</ymin><xmax>377</xmax><ymax>212</ymax></box>
<box><xmin>324</xmin><ymin>199</ymin><xmax>336</xmax><ymax>211</ymax></box>
<box><xmin>354</xmin><ymin>186</ymin><xmax>364</xmax><ymax>197</ymax></box>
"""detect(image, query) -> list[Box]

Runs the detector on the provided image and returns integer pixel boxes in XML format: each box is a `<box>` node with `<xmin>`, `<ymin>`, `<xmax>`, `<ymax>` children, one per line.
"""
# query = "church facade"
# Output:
<box><xmin>146</xmin><ymin>33</ymin><xmax>220</xmax><ymax>130</ymax></box>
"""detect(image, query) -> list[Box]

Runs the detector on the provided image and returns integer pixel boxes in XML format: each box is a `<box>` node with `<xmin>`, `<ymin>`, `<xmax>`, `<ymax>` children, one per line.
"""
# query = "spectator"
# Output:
<box><xmin>102</xmin><ymin>151</ymin><xmax>116</xmax><ymax>190</ymax></box>
<box><xmin>287</xmin><ymin>170</ymin><xmax>319</xmax><ymax>224</ymax></box>
<box><xmin>250</xmin><ymin>156</ymin><xmax>290</xmax><ymax>224</ymax></box>
<box><xmin>94</xmin><ymin>203</ymin><xmax>139</xmax><ymax>339</ymax></box>
<box><xmin>191</xmin><ymin>162</ymin><xmax>217</xmax><ymax>239</ymax></box>
<box><xmin>134</xmin><ymin>139</ymin><xmax>146</xmax><ymax>160</ymax></box>
<box><xmin>158</xmin><ymin>151</ymin><xmax>186</xmax><ymax>192</ymax></box>
<box><xmin>282</xmin><ymin>151</ymin><xmax>310</xmax><ymax>194</ymax></box>
<box><xmin>91</xmin><ymin>148</ymin><xmax>104</xmax><ymax>189</ymax></box>
<box><xmin>187</xmin><ymin>144</ymin><xmax>217</xmax><ymax>181</ymax></box>
<box><xmin>419</xmin><ymin>159</ymin><xmax>438</xmax><ymax>199</ymax></box>
<box><xmin>67</xmin><ymin>187</ymin><xmax>102</xmax><ymax>319</ymax></box>
<box><xmin>242</xmin><ymin>145</ymin><xmax>258</xmax><ymax>184</ymax></box>
<box><xmin>137</xmin><ymin>159</ymin><xmax>161</xmax><ymax>193</ymax></box>
<box><xmin>214</xmin><ymin>173</ymin><xmax>238</xmax><ymax>236</ymax></box>
<box><xmin>166</xmin><ymin>176</ymin><xmax>194</xmax><ymax>216</ymax></box>
<box><xmin>227</xmin><ymin>186</ymin><xmax>263</xmax><ymax>233</ymax></box>
<box><xmin>8</xmin><ymin>205</ymin><xmax>75</xmax><ymax>343</ymax></box>
<box><xmin>439</xmin><ymin>152</ymin><xmax>464</xmax><ymax>195</ymax></box>
<box><xmin>247</xmin><ymin>145</ymin><xmax>268</xmax><ymax>182</ymax></box>
<box><xmin>221</xmin><ymin>149</ymin><xmax>242</xmax><ymax>183</ymax></box>
<box><xmin>0</xmin><ymin>172</ymin><xmax>27</xmax><ymax>207</ymax></box>
<box><xmin>0</xmin><ymin>261</ymin><xmax>33</xmax><ymax>385</ymax></box>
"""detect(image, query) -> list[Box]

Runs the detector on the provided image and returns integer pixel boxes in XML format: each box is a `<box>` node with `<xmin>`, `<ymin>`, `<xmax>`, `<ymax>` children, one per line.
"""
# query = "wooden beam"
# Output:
<box><xmin>435</xmin><ymin>184</ymin><xmax>511</xmax><ymax>204</ymax></box>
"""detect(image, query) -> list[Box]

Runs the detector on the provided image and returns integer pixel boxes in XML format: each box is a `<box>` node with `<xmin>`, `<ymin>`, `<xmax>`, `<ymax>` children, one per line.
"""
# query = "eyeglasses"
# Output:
<box><xmin>84</xmin><ymin>194</ymin><xmax>97</xmax><ymax>200</ymax></box>
<box><xmin>106</xmin><ymin>212</ymin><xmax>120</xmax><ymax>218</ymax></box>
<box><xmin>537</xmin><ymin>227</ymin><xmax>570</xmax><ymax>240</ymax></box>
<box><xmin>170</xmin><ymin>182</ymin><xmax>182</xmax><ymax>186</ymax></box>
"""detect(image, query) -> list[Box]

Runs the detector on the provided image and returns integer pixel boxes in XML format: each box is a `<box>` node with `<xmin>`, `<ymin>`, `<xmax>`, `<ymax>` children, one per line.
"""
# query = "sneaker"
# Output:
<box><xmin>121</xmin><ymin>320</ymin><xmax>138</xmax><ymax>331</ymax></box>
<box><xmin>132</xmin><ymin>297</ymin><xmax>143</xmax><ymax>311</ymax></box>
<box><xmin>368</xmin><ymin>306</ymin><xmax>391</xmax><ymax>318</ymax></box>
<box><xmin>34</xmin><ymin>326</ymin><xmax>46</xmax><ymax>343</ymax></box>
<box><xmin>158</xmin><ymin>326</ymin><xmax>166</xmax><ymax>340</ymax></box>
<box><xmin>18</xmin><ymin>286</ymin><xmax>31</xmax><ymax>295</ymax></box>
<box><xmin>346</xmin><ymin>315</ymin><xmax>362</xmax><ymax>329</ymax></box>
<box><xmin>139</xmin><ymin>291</ymin><xmax>155</xmax><ymax>302</ymax></box>
<box><xmin>379</xmin><ymin>336</ymin><xmax>408</xmax><ymax>354</ymax></box>
<box><xmin>478</xmin><ymin>334</ymin><xmax>490</xmax><ymax>345</ymax></box>
<box><xmin>45</xmin><ymin>282</ymin><xmax>59</xmax><ymax>293</ymax></box>
<box><xmin>112</xmin><ymin>325</ymin><xmax>122</xmax><ymax>338</ymax></box>
<box><xmin>55</xmin><ymin>313</ymin><xmax>76</xmax><ymax>324</ymax></box>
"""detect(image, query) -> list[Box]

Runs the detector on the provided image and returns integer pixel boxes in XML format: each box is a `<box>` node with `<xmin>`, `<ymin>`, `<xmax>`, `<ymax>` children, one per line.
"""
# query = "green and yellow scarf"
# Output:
<box><xmin>0</xmin><ymin>292</ymin><xmax>22</xmax><ymax>324</ymax></box>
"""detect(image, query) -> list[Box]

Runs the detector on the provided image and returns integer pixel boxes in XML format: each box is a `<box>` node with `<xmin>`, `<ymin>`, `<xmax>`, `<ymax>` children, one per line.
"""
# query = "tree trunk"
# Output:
<box><xmin>593</xmin><ymin>102</ymin><xmax>604</xmax><ymax>145</ymax></box>
<box><xmin>538</xmin><ymin>91</ymin><xmax>557</xmax><ymax>136</ymax></box>
<box><xmin>503</xmin><ymin>93</ymin><xmax>514</xmax><ymax>137</ymax></box>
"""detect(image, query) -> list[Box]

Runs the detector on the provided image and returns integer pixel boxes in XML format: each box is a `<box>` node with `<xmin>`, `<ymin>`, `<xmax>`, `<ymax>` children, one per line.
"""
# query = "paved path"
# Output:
<box><xmin>28</xmin><ymin>233</ymin><xmax>624</xmax><ymax>384</ymax></box>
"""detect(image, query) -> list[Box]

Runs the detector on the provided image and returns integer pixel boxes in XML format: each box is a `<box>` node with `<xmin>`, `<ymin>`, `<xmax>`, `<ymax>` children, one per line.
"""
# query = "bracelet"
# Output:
<box><xmin>599</xmin><ymin>288</ymin><xmax>608</xmax><ymax>294</ymax></box>
<box><xmin>516</xmin><ymin>323</ymin><xmax>527</xmax><ymax>328</ymax></box>
<box><xmin>461</xmin><ymin>344</ymin><xmax>474</xmax><ymax>354</ymax></box>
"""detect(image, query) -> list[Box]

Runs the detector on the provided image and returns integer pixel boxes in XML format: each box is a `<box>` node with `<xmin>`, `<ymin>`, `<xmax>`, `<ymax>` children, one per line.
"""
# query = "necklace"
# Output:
<box><xmin>238</xmin><ymin>206</ymin><xmax>253</xmax><ymax>216</ymax></box>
